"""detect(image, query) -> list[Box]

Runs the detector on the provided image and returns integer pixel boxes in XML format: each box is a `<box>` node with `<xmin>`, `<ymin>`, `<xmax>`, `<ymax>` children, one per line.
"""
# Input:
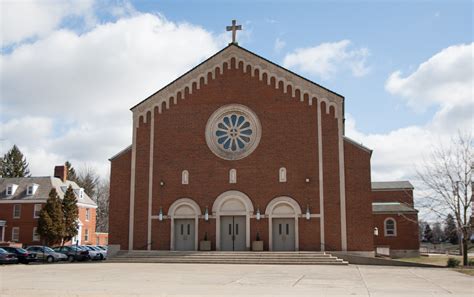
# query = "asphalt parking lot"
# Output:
<box><xmin>0</xmin><ymin>263</ymin><xmax>472</xmax><ymax>297</ymax></box>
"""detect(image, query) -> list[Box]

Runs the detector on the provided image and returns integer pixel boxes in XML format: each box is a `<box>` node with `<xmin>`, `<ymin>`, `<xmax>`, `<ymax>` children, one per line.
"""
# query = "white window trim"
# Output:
<box><xmin>85</xmin><ymin>208</ymin><xmax>90</xmax><ymax>221</ymax></box>
<box><xmin>33</xmin><ymin>204</ymin><xmax>42</xmax><ymax>218</ymax></box>
<box><xmin>11</xmin><ymin>227</ymin><xmax>20</xmax><ymax>242</ymax></box>
<box><xmin>229</xmin><ymin>169</ymin><xmax>237</xmax><ymax>184</ymax></box>
<box><xmin>181</xmin><ymin>170</ymin><xmax>189</xmax><ymax>185</ymax></box>
<box><xmin>32</xmin><ymin>227</ymin><xmax>40</xmax><ymax>242</ymax></box>
<box><xmin>6</xmin><ymin>184</ymin><xmax>18</xmax><ymax>196</ymax></box>
<box><xmin>13</xmin><ymin>204</ymin><xmax>21</xmax><ymax>219</ymax></box>
<box><xmin>279</xmin><ymin>167</ymin><xmax>287</xmax><ymax>183</ymax></box>
<box><xmin>384</xmin><ymin>217</ymin><xmax>397</xmax><ymax>237</ymax></box>
<box><xmin>84</xmin><ymin>228</ymin><xmax>89</xmax><ymax>242</ymax></box>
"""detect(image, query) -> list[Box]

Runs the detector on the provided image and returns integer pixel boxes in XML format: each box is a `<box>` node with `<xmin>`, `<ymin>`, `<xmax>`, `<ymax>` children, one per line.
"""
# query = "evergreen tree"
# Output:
<box><xmin>37</xmin><ymin>188</ymin><xmax>65</xmax><ymax>245</ymax></box>
<box><xmin>62</xmin><ymin>186</ymin><xmax>79</xmax><ymax>244</ymax></box>
<box><xmin>65</xmin><ymin>161</ymin><xmax>78</xmax><ymax>182</ymax></box>
<box><xmin>444</xmin><ymin>214</ymin><xmax>459</xmax><ymax>244</ymax></box>
<box><xmin>423</xmin><ymin>224</ymin><xmax>433</xmax><ymax>243</ymax></box>
<box><xmin>0</xmin><ymin>145</ymin><xmax>31</xmax><ymax>177</ymax></box>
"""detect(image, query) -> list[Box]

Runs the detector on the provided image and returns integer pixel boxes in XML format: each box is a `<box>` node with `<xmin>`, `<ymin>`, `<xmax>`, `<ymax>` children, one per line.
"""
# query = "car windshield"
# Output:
<box><xmin>0</xmin><ymin>248</ymin><xmax>7</xmax><ymax>254</ymax></box>
<box><xmin>83</xmin><ymin>246</ymin><xmax>93</xmax><ymax>251</ymax></box>
<box><xmin>44</xmin><ymin>247</ymin><xmax>55</xmax><ymax>253</ymax></box>
<box><xmin>17</xmin><ymin>248</ymin><xmax>28</xmax><ymax>253</ymax></box>
<box><xmin>96</xmin><ymin>246</ymin><xmax>106</xmax><ymax>250</ymax></box>
<box><xmin>89</xmin><ymin>246</ymin><xmax>100</xmax><ymax>251</ymax></box>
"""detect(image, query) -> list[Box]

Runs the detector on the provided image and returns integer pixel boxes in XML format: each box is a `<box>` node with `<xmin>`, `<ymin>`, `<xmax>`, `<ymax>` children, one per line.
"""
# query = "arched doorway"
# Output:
<box><xmin>265</xmin><ymin>196</ymin><xmax>302</xmax><ymax>251</ymax></box>
<box><xmin>168</xmin><ymin>198</ymin><xmax>200</xmax><ymax>251</ymax></box>
<box><xmin>212</xmin><ymin>190</ymin><xmax>254</xmax><ymax>251</ymax></box>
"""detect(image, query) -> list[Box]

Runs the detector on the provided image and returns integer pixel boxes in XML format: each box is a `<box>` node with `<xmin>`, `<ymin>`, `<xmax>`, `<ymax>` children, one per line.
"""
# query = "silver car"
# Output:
<box><xmin>26</xmin><ymin>246</ymin><xmax>65</xmax><ymax>263</ymax></box>
<box><xmin>85</xmin><ymin>245</ymin><xmax>107</xmax><ymax>260</ymax></box>
<box><xmin>80</xmin><ymin>246</ymin><xmax>101</xmax><ymax>260</ymax></box>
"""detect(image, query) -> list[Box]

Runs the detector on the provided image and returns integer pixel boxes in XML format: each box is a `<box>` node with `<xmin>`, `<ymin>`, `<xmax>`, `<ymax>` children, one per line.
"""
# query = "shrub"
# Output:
<box><xmin>447</xmin><ymin>257</ymin><xmax>460</xmax><ymax>268</ymax></box>
<box><xmin>468</xmin><ymin>259</ymin><xmax>474</xmax><ymax>267</ymax></box>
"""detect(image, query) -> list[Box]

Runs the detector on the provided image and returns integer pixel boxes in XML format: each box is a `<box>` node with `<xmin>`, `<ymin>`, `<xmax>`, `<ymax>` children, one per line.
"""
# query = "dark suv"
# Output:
<box><xmin>53</xmin><ymin>246</ymin><xmax>90</xmax><ymax>262</ymax></box>
<box><xmin>1</xmin><ymin>247</ymin><xmax>37</xmax><ymax>264</ymax></box>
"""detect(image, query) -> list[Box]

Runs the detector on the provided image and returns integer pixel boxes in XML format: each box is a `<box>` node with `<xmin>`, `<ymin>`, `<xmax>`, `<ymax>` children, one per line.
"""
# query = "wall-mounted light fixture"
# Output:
<box><xmin>160</xmin><ymin>180</ymin><xmax>165</xmax><ymax>187</ymax></box>
<box><xmin>374</xmin><ymin>227</ymin><xmax>379</xmax><ymax>236</ymax></box>
<box><xmin>305</xmin><ymin>178</ymin><xmax>310</xmax><ymax>183</ymax></box>
<box><xmin>158</xmin><ymin>207</ymin><xmax>163</xmax><ymax>221</ymax></box>
<box><xmin>256</xmin><ymin>207</ymin><xmax>261</xmax><ymax>221</ymax></box>
<box><xmin>204</xmin><ymin>207</ymin><xmax>209</xmax><ymax>221</ymax></box>
<box><xmin>305</xmin><ymin>205</ymin><xmax>311</xmax><ymax>220</ymax></box>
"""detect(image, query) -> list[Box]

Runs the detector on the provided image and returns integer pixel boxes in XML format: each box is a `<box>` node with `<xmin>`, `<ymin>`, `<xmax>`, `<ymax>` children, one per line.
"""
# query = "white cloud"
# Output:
<box><xmin>1</xmin><ymin>0</ymin><xmax>96</xmax><ymax>46</ymax></box>
<box><xmin>347</xmin><ymin>43</ymin><xmax>473</xmax><ymax>218</ymax></box>
<box><xmin>282</xmin><ymin>40</ymin><xmax>370</xmax><ymax>80</ymax></box>
<box><xmin>385</xmin><ymin>43</ymin><xmax>473</xmax><ymax>111</ymax></box>
<box><xmin>274</xmin><ymin>37</ymin><xmax>286</xmax><ymax>53</ymax></box>
<box><xmin>0</xmin><ymin>9</ymin><xmax>221</xmax><ymax>177</ymax></box>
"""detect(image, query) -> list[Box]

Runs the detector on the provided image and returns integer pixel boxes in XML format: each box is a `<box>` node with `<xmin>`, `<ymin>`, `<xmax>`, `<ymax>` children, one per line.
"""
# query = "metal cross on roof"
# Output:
<box><xmin>226</xmin><ymin>19</ymin><xmax>242</xmax><ymax>45</ymax></box>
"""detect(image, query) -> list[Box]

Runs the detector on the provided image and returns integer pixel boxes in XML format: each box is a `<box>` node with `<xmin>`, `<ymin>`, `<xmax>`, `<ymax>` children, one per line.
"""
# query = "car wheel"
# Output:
<box><xmin>46</xmin><ymin>256</ymin><xmax>54</xmax><ymax>263</ymax></box>
<box><xmin>99</xmin><ymin>254</ymin><xmax>104</xmax><ymax>260</ymax></box>
<box><xmin>67</xmin><ymin>255</ymin><xmax>74</xmax><ymax>262</ymax></box>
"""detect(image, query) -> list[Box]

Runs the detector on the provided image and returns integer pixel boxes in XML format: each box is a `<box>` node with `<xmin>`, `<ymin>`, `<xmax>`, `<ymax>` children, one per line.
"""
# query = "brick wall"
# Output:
<box><xmin>373</xmin><ymin>213</ymin><xmax>419</xmax><ymax>250</ymax></box>
<box><xmin>372</xmin><ymin>189</ymin><xmax>414</xmax><ymax>206</ymax></box>
<box><xmin>0</xmin><ymin>203</ymin><xmax>43</xmax><ymax>245</ymax></box>
<box><xmin>344</xmin><ymin>140</ymin><xmax>374</xmax><ymax>251</ymax></box>
<box><xmin>109</xmin><ymin>149</ymin><xmax>131</xmax><ymax>249</ymax></box>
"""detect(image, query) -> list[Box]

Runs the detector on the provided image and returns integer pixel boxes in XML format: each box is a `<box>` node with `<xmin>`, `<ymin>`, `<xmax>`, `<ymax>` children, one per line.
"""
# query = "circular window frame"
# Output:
<box><xmin>205</xmin><ymin>104</ymin><xmax>262</xmax><ymax>160</ymax></box>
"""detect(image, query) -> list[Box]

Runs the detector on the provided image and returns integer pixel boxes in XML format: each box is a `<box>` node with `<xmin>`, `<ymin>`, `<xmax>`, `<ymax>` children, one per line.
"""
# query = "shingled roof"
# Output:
<box><xmin>0</xmin><ymin>176</ymin><xmax>97</xmax><ymax>207</ymax></box>
<box><xmin>372</xmin><ymin>202</ymin><xmax>418</xmax><ymax>214</ymax></box>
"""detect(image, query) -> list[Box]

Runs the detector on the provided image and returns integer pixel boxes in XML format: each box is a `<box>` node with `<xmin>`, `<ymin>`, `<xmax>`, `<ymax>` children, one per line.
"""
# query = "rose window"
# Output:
<box><xmin>206</xmin><ymin>104</ymin><xmax>261</xmax><ymax>160</ymax></box>
<box><xmin>216</xmin><ymin>114</ymin><xmax>253</xmax><ymax>152</ymax></box>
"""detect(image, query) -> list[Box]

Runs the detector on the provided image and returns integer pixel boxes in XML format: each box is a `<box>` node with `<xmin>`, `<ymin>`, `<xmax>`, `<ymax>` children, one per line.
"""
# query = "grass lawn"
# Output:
<box><xmin>398</xmin><ymin>255</ymin><xmax>474</xmax><ymax>276</ymax></box>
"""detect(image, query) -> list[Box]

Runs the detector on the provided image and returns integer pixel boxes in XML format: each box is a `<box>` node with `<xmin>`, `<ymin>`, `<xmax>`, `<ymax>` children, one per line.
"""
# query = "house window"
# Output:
<box><xmin>27</xmin><ymin>186</ymin><xmax>33</xmax><ymax>195</ymax></box>
<box><xmin>384</xmin><ymin>218</ymin><xmax>397</xmax><ymax>237</ymax></box>
<box><xmin>84</xmin><ymin>229</ymin><xmax>89</xmax><ymax>242</ymax></box>
<box><xmin>182</xmin><ymin>170</ymin><xmax>189</xmax><ymax>185</ymax></box>
<box><xmin>13</xmin><ymin>204</ymin><xmax>21</xmax><ymax>219</ymax></box>
<box><xmin>85</xmin><ymin>208</ymin><xmax>90</xmax><ymax>221</ymax></box>
<box><xmin>279</xmin><ymin>167</ymin><xmax>287</xmax><ymax>182</ymax></box>
<box><xmin>33</xmin><ymin>204</ymin><xmax>42</xmax><ymax>218</ymax></box>
<box><xmin>229</xmin><ymin>169</ymin><xmax>237</xmax><ymax>184</ymax></box>
<box><xmin>32</xmin><ymin>227</ymin><xmax>40</xmax><ymax>241</ymax></box>
<box><xmin>11</xmin><ymin>227</ymin><xmax>20</xmax><ymax>242</ymax></box>
<box><xmin>6</xmin><ymin>184</ymin><xmax>18</xmax><ymax>196</ymax></box>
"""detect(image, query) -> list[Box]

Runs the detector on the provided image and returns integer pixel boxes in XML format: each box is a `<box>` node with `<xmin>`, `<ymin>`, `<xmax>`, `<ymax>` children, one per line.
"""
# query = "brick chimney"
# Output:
<box><xmin>54</xmin><ymin>165</ymin><xmax>68</xmax><ymax>182</ymax></box>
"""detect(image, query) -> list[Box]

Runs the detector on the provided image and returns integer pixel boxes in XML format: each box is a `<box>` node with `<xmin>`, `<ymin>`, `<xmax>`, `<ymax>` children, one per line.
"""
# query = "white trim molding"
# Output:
<box><xmin>212</xmin><ymin>190</ymin><xmax>254</xmax><ymax>250</ymax></box>
<box><xmin>265</xmin><ymin>196</ymin><xmax>302</xmax><ymax>251</ymax></box>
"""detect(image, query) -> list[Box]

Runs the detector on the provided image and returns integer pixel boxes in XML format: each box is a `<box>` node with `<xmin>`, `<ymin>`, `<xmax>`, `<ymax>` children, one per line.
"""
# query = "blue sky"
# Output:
<box><xmin>135</xmin><ymin>0</ymin><xmax>471</xmax><ymax>133</ymax></box>
<box><xmin>1</xmin><ymin>0</ymin><xmax>472</xmax><ymax>194</ymax></box>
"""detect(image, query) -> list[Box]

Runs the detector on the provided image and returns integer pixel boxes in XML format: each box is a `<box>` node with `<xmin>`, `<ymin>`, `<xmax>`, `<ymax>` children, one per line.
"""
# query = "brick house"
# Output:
<box><xmin>109</xmin><ymin>44</ymin><xmax>419</xmax><ymax>257</ymax></box>
<box><xmin>0</xmin><ymin>166</ymin><xmax>98</xmax><ymax>246</ymax></box>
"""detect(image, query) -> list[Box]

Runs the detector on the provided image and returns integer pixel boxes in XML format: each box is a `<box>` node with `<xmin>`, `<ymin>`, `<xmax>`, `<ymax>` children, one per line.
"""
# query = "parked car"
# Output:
<box><xmin>1</xmin><ymin>247</ymin><xmax>37</xmax><ymax>264</ymax></box>
<box><xmin>96</xmin><ymin>245</ymin><xmax>108</xmax><ymax>251</ymax></box>
<box><xmin>0</xmin><ymin>248</ymin><xmax>19</xmax><ymax>264</ymax></box>
<box><xmin>53</xmin><ymin>246</ymin><xmax>90</xmax><ymax>262</ymax></box>
<box><xmin>85</xmin><ymin>245</ymin><xmax>107</xmax><ymax>260</ymax></box>
<box><xmin>80</xmin><ymin>246</ymin><xmax>102</xmax><ymax>260</ymax></box>
<box><xmin>26</xmin><ymin>246</ymin><xmax>64</xmax><ymax>263</ymax></box>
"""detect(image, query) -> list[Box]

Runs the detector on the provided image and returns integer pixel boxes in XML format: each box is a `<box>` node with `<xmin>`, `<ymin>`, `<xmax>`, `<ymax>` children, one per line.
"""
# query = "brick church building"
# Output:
<box><xmin>109</xmin><ymin>43</ymin><xmax>419</xmax><ymax>258</ymax></box>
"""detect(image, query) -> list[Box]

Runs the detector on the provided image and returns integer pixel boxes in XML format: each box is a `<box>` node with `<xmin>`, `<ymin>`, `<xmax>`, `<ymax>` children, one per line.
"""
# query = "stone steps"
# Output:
<box><xmin>109</xmin><ymin>251</ymin><xmax>348</xmax><ymax>265</ymax></box>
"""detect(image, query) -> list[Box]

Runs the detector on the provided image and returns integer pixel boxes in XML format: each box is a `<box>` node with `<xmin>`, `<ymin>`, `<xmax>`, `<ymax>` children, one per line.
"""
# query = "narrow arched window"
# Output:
<box><xmin>279</xmin><ymin>167</ymin><xmax>287</xmax><ymax>182</ymax></box>
<box><xmin>229</xmin><ymin>169</ymin><xmax>237</xmax><ymax>184</ymax></box>
<box><xmin>384</xmin><ymin>218</ymin><xmax>397</xmax><ymax>236</ymax></box>
<box><xmin>182</xmin><ymin>170</ymin><xmax>189</xmax><ymax>185</ymax></box>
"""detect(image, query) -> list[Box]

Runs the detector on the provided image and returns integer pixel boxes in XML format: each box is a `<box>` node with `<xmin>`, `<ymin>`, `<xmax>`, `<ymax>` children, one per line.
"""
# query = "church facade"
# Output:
<box><xmin>109</xmin><ymin>44</ymin><xmax>419</xmax><ymax>257</ymax></box>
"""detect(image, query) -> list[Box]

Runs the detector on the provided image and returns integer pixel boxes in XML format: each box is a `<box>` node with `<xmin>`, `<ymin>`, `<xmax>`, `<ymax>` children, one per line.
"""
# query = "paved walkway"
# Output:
<box><xmin>0</xmin><ymin>263</ymin><xmax>472</xmax><ymax>296</ymax></box>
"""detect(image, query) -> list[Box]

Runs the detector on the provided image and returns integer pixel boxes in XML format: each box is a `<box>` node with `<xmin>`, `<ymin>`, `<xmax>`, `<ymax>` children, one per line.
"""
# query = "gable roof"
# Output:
<box><xmin>343</xmin><ymin>136</ymin><xmax>373</xmax><ymax>155</ymax></box>
<box><xmin>372</xmin><ymin>181</ymin><xmax>414</xmax><ymax>191</ymax></box>
<box><xmin>130</xmin><ymin>44</ymin><xmax>345</xmax><ymax>119</ymax></box>
<box><xmin>0</xmin><ymin>176</ymin><xmax>97</xmax><ymax>207</ymax></box>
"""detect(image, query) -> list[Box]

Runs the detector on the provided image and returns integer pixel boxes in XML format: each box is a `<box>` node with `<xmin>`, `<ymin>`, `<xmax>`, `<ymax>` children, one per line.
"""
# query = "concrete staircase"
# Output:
<box><xmin>109</xmin><ymin>251</ymin><xmax>349</xmax><ymax>265</ymax></box>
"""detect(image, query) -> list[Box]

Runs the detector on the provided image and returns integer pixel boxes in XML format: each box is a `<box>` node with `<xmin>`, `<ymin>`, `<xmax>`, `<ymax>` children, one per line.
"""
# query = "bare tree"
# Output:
<box><xmin>94</xmin><ymin>178</ymin><xmax>109</xmax><ymax>233</ymax></box>
<box><xmin>417</xmin><ymin>132</ymin><xmax>472</xmax><ymax>265</ymax></box>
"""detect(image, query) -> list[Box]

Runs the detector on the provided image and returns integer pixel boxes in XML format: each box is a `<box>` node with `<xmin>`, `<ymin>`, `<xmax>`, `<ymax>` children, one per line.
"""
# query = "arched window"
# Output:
<box><xmin>182</xmin><ymin>170</ymin><xmax>189</xmax><ymax>185</ymax></box>
<box><xmin>384</xmin><ymin>218</ymin><xmax>397</xmax><ymax>236</ymax></box>
<box><xmin>279</xmin><ymin>167</ymin><xmax>287</xmax><ymax>182</ymax></box>
<box><xmin>229</xmin><ymin>169</ymin><xmax>237</xmax><ymax>184</ymax></box>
